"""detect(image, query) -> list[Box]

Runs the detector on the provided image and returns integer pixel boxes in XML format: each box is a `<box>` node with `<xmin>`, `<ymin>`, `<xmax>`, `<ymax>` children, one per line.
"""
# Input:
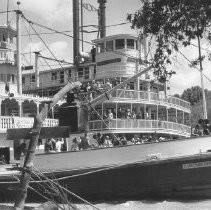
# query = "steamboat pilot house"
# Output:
<box><xmin>87</xmin><ymin>34</ymin><xmax>191</xmax><ymax>138</ymax></box>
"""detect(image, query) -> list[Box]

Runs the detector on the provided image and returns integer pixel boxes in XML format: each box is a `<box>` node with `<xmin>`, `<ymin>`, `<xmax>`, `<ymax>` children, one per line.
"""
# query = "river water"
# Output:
<box><xmin>75</xmin><ymin>200</ymin><xmax>211</xmax><ymax>210</ymax></box>
<box><xmin>2</xmin><ymin>200</ymin><xmax>211</xmax><ymax>209</ymax></box>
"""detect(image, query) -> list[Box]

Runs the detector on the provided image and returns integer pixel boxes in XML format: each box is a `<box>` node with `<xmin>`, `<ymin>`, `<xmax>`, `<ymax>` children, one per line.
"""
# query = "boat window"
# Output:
<box><xmin>97</xmin><ymin>43</ymin><xmax>105</xmax><ymax>53</ymax></box>
<box><xmin>84</xmin><ymin>67</ymin><xmax>89</xmax><ymax>79</ymax></box>
<box><xmin>106</xmin><ymin>40</ymin><xmax>113</xmax><ymax>51</ymax></box>
<box><xmin>7</xmin><ymin>74</ymin><xmax>11</xmax><ymax>82</ymax></box>
<box><xmin>115</xmin><ymin>39</ymin><xmax>125</xmax><ymax>50</ymax></box>
<box><xmin>22</xmin><ymin>76</ymin><xmax>25</xmax><ymax>85</ymax></box>
<box><xmin>135</xmin><ymin>40</ymin><xmax>138</xmax><ymax>50</ymax></box>
<box><xmin>127</xmin><ymin>39</ymin><xmax>135</xmax><ymax>49</ymax></box>
<box><xmin>30</xmin><ymin>75</ymin><xmax>35</xmax><ymax>83</ymax></box>
<box><xmin>51</xmin><ymin>72</ymin><xmax>57</xmax><ymax>81</ymax></box>
<box><xmin>68</xmin><ymin>69</ymin><xmax>71</xmax><ymax>78</ymax></box>
<box><xmin>13</xmin><ymin>75</ymin><xmax>17</xmax><ymax>84</ymax></box>
<box><xmin>60</xmin><ymin>71</ymin><xmax>64</xmax><ymax>83</ymax></box>
<box><xmin>78</xmin><ymin>68</ymin><xmax>84</xmax><ymax>78</ymax></box>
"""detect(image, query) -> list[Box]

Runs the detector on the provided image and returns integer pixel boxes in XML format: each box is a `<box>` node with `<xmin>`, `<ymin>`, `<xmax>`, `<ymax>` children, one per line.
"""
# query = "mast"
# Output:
<box><xmin>7</xmin><ymin>0</ymin><xmax>10</xmax><ymax>26</ymax></box>
<box><xmin>35</xmin><ymin>52</ymin><xmax>40</xmax><ymax>88</ymax></box>
<box><xmin>16</xmin><ymin>1</ymin><xmax>22</xmax><ymax>94</ymax></box>
<box><xmin>98</xmin><ymin>0</ymin><xmax>107</xmax><ymax>38</ymax></box>
<box><xmin>6</xmin><ymin>0</ymin><xmax>10</xmax><ymax>56</ymax></box>
<box><xmin>73</xmin><ymin>0</ymin><xmax>80</xmax><ymax>80</ymax></box>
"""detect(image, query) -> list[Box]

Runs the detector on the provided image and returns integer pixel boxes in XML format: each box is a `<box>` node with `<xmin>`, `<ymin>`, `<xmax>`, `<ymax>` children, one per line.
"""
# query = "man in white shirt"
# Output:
<box><xmin>55</xmin><ymin>138</ymin><xmax>64</xmax><ymax>152</ymax></box>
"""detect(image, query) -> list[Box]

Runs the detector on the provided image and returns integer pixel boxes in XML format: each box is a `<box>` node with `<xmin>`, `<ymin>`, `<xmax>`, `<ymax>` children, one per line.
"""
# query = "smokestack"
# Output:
<box><xmin>98</xmin><ymin>0</ymin><xmax>107</xmax><ymax>38</ymax></box>
<box><xmin>73</xmin><ymin>0</ymin><xmax>80</xmax><ymax>67</ymax></box>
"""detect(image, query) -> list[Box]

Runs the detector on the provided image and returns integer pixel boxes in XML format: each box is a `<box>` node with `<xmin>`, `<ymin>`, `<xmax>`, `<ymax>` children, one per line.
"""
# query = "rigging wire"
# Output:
<box><xmin>190</xmin><ymin>42</ymin><xmax>211</xmax><ymax>54</ymax></box>
<box><xmin>22</xmin><ymin>17</ymin><xmax>33</xmax><ymax>64</ymax></box>
<box><xmin>21</xmin><ymin>16</ymin><xmax>68</xmax><ymax>76</ymax></box>
<box><xmin>40</xmin><ymin>55</ymin><xmax>54</xmax><ymax>71</ymax></box>
<box><xmin>0</xmin><ymin>10</ymin><xmax>14</xmax><ymax>14</ymax></box>
<box><xmin>21</xmin><ymin>30</ymin><xmax>72</xmax><ymax>37</ymax></box>
<box><xmin>21</xmin><ymin>13</ymin><xmax>94</xmax><ymax>46</ymax></box>
<box><xmin>32</xmin><ymin>166</ymin><xmax>101</xmax><ymax>210</ymax></box>
<box><xmin>174</xmin><ymin>46</ymin><xmax>211</xmax><ymax>83</ymax></box>
<box><xmin>21</xmin><ymin>12</ymin><xmax>144</xmax><ymax>67</ymax></box>
<box><xmin>20</xmin><ymin>22</ymin><xmax>129</xmax><ymax>36</ymax></box>
<box><xmin>13</xmin><ymin>175</ymin><xmax>66</xmax><ymax>210</ymax></box>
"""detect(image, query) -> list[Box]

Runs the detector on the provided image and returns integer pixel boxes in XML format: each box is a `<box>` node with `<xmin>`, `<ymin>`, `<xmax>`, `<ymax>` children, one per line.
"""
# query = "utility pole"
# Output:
<box><xmin>16</xmin><ymin>1</ymin><xmax>22</xmax><ymax>94</ymax></box>
<box><xmin>197</xmin><ymin>33</ymin><xmax>207</xmax><ymax>119</ymax></box>
<box><xmin>81</xmin><ymin>0</ymin><xmax>84</xmax><ymax>52</ymax></box>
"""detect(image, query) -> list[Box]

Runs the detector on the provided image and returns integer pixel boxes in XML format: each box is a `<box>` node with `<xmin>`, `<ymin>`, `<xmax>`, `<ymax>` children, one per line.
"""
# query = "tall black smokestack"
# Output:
<box><xmin>73</xmin><ymin>0</ymin><xmax>80</xmax><ymax>67</ymax></box>
<box><xmin>98</xmin><ymin>0</ymin><xmax>107</xmax><ymax>38</ymax></box>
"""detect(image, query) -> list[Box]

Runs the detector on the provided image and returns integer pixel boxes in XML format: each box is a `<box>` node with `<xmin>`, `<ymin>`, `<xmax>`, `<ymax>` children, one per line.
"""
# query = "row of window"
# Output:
<box><xmin>0</xmin><ymin>74</ymin><xmax>16</xmax><ymax>83</ymax></box>
<box><xmin>0</xmin><ymin>51</ymin><xmax>6</xmax><ymax>59</ymax></box>
<box><xmin>22</xmin><ymin>66</ymin><xmax>92</xmax><ymax>86</ymax></box>
<box><xmin>97</xmin><ymin>39</ymin><xmax>138</xmax><ymax>53</ymax></box>
<box><xmin>0</xmin><ymin>33</ymin><xmax>14</xmax><ymax>43</ymax></box>
<box><xmin>51</xmin><ymin>71</ymin><xmax>65</xmax><ymax>83</ymax></box>
<box><xmin>78</xmin><ymin>67</ymin><xmax>89</xmax><ymax>79</ymax></box>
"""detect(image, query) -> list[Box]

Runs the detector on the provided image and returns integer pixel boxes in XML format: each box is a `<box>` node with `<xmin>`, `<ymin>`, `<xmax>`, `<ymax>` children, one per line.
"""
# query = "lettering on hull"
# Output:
<box><xmin>182</xmin><ymin>161</ymin><xmax>211</xmax><ymax>169</ymax></box>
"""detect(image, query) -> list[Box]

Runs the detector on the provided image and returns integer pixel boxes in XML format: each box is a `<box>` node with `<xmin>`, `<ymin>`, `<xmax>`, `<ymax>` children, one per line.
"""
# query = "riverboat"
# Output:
<box><xmin>1</xmin><ymin>0</ymin><xmax>211</xmax><ymax>203</ymax></box>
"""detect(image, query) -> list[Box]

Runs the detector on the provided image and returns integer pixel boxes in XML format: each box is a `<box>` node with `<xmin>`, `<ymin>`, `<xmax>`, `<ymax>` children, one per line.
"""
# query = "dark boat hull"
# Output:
<box><xmin>1</xmin><ymin>153</ymin><xmax>211</xmax><ymax>202</ymax></box>
<box><xmin>2</xmin><ymin>136</ymin><xmax>211</xmax><ymax>201</ymax></box>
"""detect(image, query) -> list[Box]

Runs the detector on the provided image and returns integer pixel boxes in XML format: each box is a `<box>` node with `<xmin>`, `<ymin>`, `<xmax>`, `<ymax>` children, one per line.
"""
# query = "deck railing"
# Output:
<box><xmin>112</xmin><ymin>89</ymin><xmax>190</xmax><ymax>110</ymax></box>
<box><xmin>0</xmin><ymin>116</ymin><xmax>59</xmax><ymax>132</ymax></box>
<box><xmin>80</xmin><ymin>89</ymin><xmax>190</xmax><ymax>111</ymax></box>
<box><xmin>89</xmin><ymin>119</ymin><xmax>191</xmax><ymax>136</ymax></box>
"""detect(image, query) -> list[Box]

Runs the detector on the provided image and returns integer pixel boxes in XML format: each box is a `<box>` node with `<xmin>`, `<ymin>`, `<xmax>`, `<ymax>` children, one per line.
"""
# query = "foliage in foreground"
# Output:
<box><xmin>127</xmin><ymin>0</ymin><xmax>211</xmax><ymax>82</ymax></box>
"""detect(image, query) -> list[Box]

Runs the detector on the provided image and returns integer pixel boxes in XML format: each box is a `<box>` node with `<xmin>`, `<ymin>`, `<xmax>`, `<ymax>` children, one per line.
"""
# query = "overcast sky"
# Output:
<box><xmin>1</xmin><ymin>0</ymin><xmax>211</xmax><ymax>95</ymax></box>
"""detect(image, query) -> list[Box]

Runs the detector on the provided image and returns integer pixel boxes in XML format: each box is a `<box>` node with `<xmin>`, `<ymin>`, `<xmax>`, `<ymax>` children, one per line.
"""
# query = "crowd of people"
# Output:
<box><xmin>44</xmin><ymin>138</ymin><xmax>66</xmax><ymax>153</ymax></box>
<box><xmin>70</xmin><ymin>133</ymin><xmax>167</xmax><ymax>151</ymax></box>
<box><xmin>76</xmin><ymin>78</ymin><xmax>135</xmax><ymax>101</ymax></box>
<box><xmin>90</xmin><ymin>107</ymin><xmax>150</xmax><ymax>121</ymax></box>
<box><xmin>192</xmin><ymin>120</ymin><xmax>210</xmax><ymax>136</ymax></box>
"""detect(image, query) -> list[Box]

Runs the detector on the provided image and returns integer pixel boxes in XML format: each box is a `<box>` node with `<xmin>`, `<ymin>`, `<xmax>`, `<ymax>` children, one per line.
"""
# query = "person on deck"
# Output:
<box><xmin>55</xmin><ymin>138</ymin><xmax>64</xmax><ymax>152</ymax></box>
<box><xmin>71</xmin><ymin>138</ymin><xmax>79</xmax><ymax>151</ymax></box>
<box><xmin>44</xmin><ymin>139</ymin><xmax>53</xmax><ymax>152</ymax></box>
<box><xmin>96</xmin><ymin>133</ymin><xmax>104</xmax><ymax>148</ymax></box>
<box><xmin>0</xmin><ymin>154</ymin><xmax>6</xmax><ymax>164</ymax></box>
<box><xmin>104</xmin><ymin>135</ymin><xmax>113</xmax><ymax>147</ymax></box>
<box><xmin>108</xmin><ymin>109</ymin><xmax>114</xmax><ymax>120</ymax></box>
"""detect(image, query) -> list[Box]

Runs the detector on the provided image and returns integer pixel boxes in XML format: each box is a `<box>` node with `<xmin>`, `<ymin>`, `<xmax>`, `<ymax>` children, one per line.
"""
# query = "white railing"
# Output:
<box><xmin>0</xmin><ymin>116</ymin><xmax>59</xmax><ymax>132</ymax></box>
<box><xmin>89</xmin><ymin>119</ymin><xmax>191</xmax><ymax>136</ymax></box>
<box><xmin>112</xmin><ymin>89</ymin><xmax>190</xmax><ymax>110</ymax></box>
<box><xmin>80</xmin><ymin>89</ymin><xmax>190</xmax><ymax>111</ymax></box>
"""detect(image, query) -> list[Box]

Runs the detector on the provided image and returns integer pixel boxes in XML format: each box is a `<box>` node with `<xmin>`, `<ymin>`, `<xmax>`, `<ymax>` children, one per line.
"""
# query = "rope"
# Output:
<box><xmin>32</xmin><ymin>166</ymin><xmax>101</xmax><ymax>210</ymax></box>
<box><xmin>30</xmin><ymin>170</ymin><xmax>77</xmax><ymax>209</ymax></box>
<box><xmin>13</xmin><ymin>175</ymin><xmax>65</xmax><ymax>210</ymax></box>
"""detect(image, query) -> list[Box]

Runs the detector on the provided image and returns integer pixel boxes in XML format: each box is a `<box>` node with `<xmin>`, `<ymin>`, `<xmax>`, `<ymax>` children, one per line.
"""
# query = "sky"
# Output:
<box><xmin>1</xmin><ymin>0</ymin><xmax>211</xmax><ymax>95</ymax></box>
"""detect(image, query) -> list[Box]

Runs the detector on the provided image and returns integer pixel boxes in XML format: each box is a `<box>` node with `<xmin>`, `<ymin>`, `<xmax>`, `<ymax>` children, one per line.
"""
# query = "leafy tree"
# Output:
<box><xmin>127</xmin><ymin>0</ymin><xmax>211</xmax><ymax>81</ymax></box>
<box><xmin>190</xmin><ymin>103</ymin><xmax>203</xmax><ymax>126</ymax></box>
<box><xmin>181</xmin><ymin>86</ymin><xmax>203</xmax><ymax>105</ymax></box>
<box><xmin>173</xmin><ymin>93</ymin><xmax>180</xmax><ymax>98</ymax></box>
